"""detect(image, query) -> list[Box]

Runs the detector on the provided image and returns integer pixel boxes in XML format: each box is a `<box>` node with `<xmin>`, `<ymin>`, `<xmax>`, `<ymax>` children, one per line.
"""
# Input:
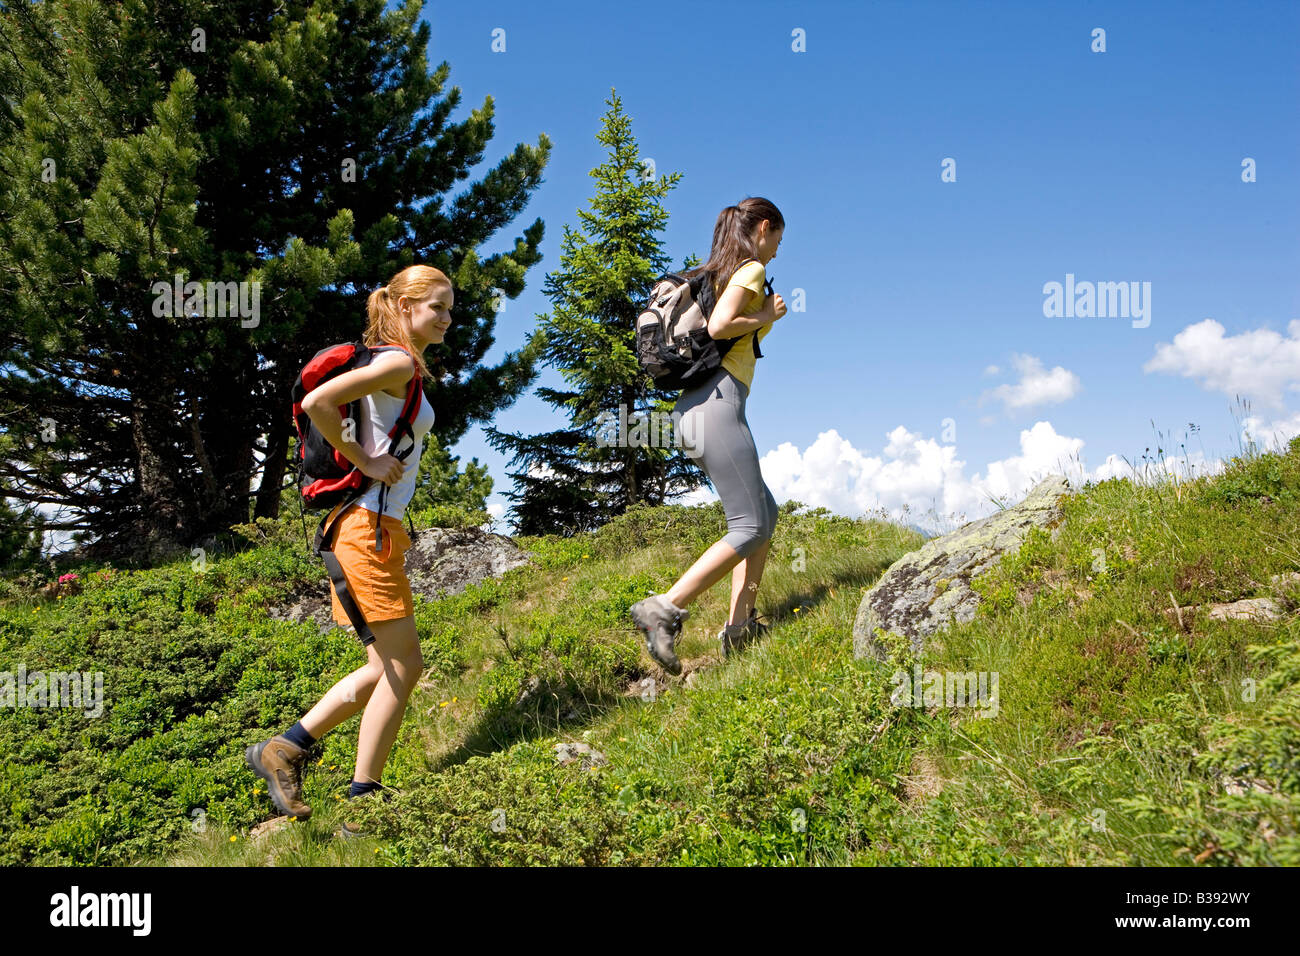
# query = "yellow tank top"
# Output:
<box><xmin>713</xmin><ymin>260</ymin><xmax>769</xmax><ymax>390</ymax></box>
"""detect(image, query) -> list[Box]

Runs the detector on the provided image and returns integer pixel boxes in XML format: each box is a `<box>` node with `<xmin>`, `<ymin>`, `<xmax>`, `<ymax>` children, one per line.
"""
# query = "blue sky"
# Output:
<box><xmin>423</xmin><ymin>0</ymin><xmax>1300</xmax><ymax>531</ymax></box>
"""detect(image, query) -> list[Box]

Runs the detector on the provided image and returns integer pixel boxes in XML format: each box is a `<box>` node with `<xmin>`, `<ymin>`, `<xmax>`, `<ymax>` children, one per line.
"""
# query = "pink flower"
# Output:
<box><xmin>58</xmin><ymin>572</ymin><xmax>79</xmax><ymax>584</ymax></box>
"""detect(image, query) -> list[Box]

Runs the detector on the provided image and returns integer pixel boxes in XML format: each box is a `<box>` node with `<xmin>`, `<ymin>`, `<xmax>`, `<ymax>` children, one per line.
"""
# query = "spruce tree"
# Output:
<box><xmin>408</xmin><ymin>433</ymin><xmax>493</xmax><ymax>517</ymax></box>
<box><xmin>485</xmin><ymin>89</ymin><xmax>704</xmax><ymax>535</ymax></box>
<box><xmin>0</xmin><ymin>0</ymin><xmax>548</xmax><ymax>558</ymax></box>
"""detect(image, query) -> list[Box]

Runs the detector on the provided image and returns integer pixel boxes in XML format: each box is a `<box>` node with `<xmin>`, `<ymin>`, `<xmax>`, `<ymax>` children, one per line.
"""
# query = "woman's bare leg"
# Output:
<box><xmin>666</xmin><ymin>539</ymin><xmax>744</xmax><ymax>609</ymax></box>
<box><xmin>728</xmin><ymin>538</ymin><xmax>771</xmax><ymax>624</ymax></box>
<box><xmin>352</xmin><ymin>614</ymin><xmax>423</xmax><ymax>783</ymax></box>
<box><xmin>298</xmin><ymin>645</ymin><xmax>386</xmax><ymax>740</ymax></box>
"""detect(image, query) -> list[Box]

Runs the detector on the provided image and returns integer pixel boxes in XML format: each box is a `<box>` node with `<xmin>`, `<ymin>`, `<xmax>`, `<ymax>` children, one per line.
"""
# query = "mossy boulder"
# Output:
<box><xmin>853</xmin><ymin>475</ymin><xmax>1072</xmax><ymax>660</ymax></box>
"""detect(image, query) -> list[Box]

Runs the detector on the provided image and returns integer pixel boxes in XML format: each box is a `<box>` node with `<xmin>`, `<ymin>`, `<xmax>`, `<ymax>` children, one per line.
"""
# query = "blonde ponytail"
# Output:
<box><xmin>363</xmin><ymin>265</ymin><xmax>451</xmax><ymax>381</ymax></box>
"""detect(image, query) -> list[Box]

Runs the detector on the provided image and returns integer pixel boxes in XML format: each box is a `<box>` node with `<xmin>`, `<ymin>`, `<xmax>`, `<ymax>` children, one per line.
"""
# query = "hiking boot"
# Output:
<box><xmin>742</xmin><ymin>607</ymin><xmax>770</xmax><ymax>644</ymax></box>
<box><xmin>721</xmin><ymin>608</ymin><xmax>769</xmax><ymax>657</ymax></box>
<box><xmin>717</xmin><ymin>620</ymin><xmax>749</xmax><ymax>657</ymax></box>
<box><xmin>630</xmin><ymin>594</ymin><xmax>689</xmax><ymax>676</ymax></box>
<box><xmin>336</xmin><ymin>785</ymin><xmax>390</xmax><ymax>840</ymax></box>
<box><xmin>245</xmin><ymin>735</ymin><xmax>312</xmax><ymax>821</ymax></box>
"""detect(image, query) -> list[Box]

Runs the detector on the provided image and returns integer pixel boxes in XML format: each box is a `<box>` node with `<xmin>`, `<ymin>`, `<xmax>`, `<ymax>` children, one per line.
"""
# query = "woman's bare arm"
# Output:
<box><xmin>708</xmin><ymin>283</ymin><xmax>782</xmax><ymax>339</ymax></box>
<box><xmin>301</xmin><ymin>350</ymin><xmax>413</xmax><ymax>484</ymax></box>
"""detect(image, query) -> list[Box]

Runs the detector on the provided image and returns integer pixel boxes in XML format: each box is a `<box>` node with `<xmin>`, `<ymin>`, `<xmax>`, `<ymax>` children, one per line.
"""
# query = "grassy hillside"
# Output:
<box><xmin>2</xmin><ymin>437</ymin><xmax>1297</xmax><ymax>866</ymax></box>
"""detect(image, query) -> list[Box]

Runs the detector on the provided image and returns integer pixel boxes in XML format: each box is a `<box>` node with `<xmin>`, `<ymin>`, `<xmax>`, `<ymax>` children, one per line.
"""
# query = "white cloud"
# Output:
<box><xmin>983</xmin><ymin>364</ymin><xmax>1001</xmax><ymax>376</ymax></box>
<box><xmin>979</xmin><ymin>353</ymin><xmax>1081</xmax><ymax>411</ymax></box>
<box><xmin>756</xmin><ymin>423</ymin><xmax>1081</xmax><ymax>530</ymax></box>
<box><xmin>1241</xmin><ymin>410</ymin><xmax>1300</xmax><ymax>453</ymax></box>
<box><xmin>666</xmin><ymin>421</ymin><xmax>1227</xmax><ymax>535</ymax></box>
<box><xmin>1144</xmin><ymin>318</ymin><xmax>1300</xmax><ymax>410</ymax></box>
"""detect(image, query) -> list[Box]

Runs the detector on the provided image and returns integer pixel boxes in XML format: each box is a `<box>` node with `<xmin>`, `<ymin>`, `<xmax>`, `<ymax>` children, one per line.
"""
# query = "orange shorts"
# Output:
<box><xmin>326</xmin><ymin>504</ymin><xmax>414</xmax><ymax>628</ymax></box>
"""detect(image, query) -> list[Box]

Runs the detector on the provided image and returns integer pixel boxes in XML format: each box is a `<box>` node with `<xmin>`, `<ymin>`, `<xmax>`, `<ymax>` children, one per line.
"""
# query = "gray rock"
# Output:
<box><xmin>515</xmin><ymin>675</ymin><xmax>542</xmax><ymax>706</ymax></box>
<box><xmin>1269</xmin><ymin>571</ymin><xmax>1300</xmax><ymax>600</ymax></box>
<box><xmin>554</xmin><ymin>741</ymin><xmax>607</xmax><ymax>769</ymax></box>
<box><xmin>405</xmin><ymin>527</ymin><xmax>532</xmax><ymax>601</ymax></box>
<box><xmin>266</xmin><ymin>524</ymin><xmax>532</xmax><ymax>631</ymax></box>
<box><xmin>249</xmin><ymin>815</ymin><xmax>294</xmax><ymax>840</ymax></box>
<box><xmin>853</xmin><ymin>475</ymin><xmax>1073</xmax><ymax>661</ymax></box>
<box><xmin>1206</xmin><ymin>597</ymin><xmax>1282</xmax><ymax>622</ymax></box>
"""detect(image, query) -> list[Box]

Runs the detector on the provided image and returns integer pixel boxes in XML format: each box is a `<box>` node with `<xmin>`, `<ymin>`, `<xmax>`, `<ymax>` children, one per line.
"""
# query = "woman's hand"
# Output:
<box><xmin>766</xmin><ymin>292</ymin><xmax>787</xmax><ymax>322</ymax></box>
<box><xmin>756</xmin><ymin>292</ymin><xmax>786</xmax><ymax>324</ymax></box>
<box><xmin>301</xmin><ymin>351</ymin><xmax>415</xmax><ymax>475</ymax></box>
<box><xmin>358</xmin><ymin>452</ymin><xmax>404</xmax><ymax>486</ymax></box>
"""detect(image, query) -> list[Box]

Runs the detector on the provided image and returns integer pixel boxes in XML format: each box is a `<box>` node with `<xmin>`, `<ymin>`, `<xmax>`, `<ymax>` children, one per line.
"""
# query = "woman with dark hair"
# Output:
<box><xmin>630</xmin><ymin>197</ymin><xmax>787</xmax><ymax>674</ymax></box>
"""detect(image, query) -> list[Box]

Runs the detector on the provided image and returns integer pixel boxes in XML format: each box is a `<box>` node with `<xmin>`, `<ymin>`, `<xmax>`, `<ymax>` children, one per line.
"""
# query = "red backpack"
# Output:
<box><xmin>291</xmin><ymin>341</ymin><xmax>423</xmax><ymax>646</ymax></box>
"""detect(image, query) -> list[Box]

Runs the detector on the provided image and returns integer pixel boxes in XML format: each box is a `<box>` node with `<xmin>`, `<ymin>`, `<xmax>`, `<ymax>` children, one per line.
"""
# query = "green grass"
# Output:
<box><xmin>2</xmin><ymin>436</ymin><xmax>1298</xmax><ymax>866</ymax></box>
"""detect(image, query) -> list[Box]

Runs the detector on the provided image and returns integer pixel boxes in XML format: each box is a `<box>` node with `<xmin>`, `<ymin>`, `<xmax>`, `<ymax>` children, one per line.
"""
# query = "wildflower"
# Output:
<box><xmin>58</xmin><ymin>572</ymin><xmax>79</xmax><ymax>584</ymax></box>
<box><xmin>229</xmin><ymin>835</ymin><xmax>237</xmax><ymax>843</ymax></box>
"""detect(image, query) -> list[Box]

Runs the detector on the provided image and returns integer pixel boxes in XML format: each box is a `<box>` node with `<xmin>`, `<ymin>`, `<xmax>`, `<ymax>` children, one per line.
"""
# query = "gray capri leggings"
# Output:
<box><xmin>674</xmin><ymin>364</ymin><xmax>779</xmax><ymax>559</ymax></box>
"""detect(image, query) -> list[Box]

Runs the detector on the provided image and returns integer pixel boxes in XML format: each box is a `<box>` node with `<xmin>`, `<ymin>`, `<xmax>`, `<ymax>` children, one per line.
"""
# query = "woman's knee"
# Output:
<box><xmin>726</xmin><ymin>525</ymin><xmax>764</xmax><ymax>560</ymax></box>
<box><xmin>368</xmin><ymin>619</ymin><xmax>423</xmax><ymax>684</ymax></box>
<box><xmin>349</xmin><ymin>661</ymin><xmax>386</xmax><ymax>700</ymax></box>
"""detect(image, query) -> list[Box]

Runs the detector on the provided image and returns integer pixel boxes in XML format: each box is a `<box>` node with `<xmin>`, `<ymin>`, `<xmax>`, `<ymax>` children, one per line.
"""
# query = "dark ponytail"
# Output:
<box><xmin>685</xmin><ymin>196</ymin><xmax>784</xmax><ymax>297</ymax></box>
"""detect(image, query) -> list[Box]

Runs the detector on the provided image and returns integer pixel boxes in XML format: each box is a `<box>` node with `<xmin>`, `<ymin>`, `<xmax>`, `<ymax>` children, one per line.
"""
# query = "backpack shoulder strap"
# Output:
<box><xmin>367</xmin><ymin>344</ymin><xmax>422</xmax><ymax>419</ymax></box>
<box><xmin>362</xmin><ymin>343</ymin><xmax>424</xmax><ymax>551</ymax></box>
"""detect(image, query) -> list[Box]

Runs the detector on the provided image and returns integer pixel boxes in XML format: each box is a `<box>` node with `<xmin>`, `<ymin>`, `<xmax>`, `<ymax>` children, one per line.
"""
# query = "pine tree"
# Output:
<box><xmin>0</xmin><ymin>0</ymin><xmax>548</xmax><ymax>559</ymax></box>
<box><xmin>485</xmin><ymin>90</ymin><xmax>705</xmax><ymax>535</ymax></box>
<box><xmin>0</xmin><ymin>492</ymin><xmax>43</xmax><ymax>569</ymax></box>
<box><xmin>408</xmin><ymin>433</ymin><xmax>493</xmax><ymax>516</ymax></box>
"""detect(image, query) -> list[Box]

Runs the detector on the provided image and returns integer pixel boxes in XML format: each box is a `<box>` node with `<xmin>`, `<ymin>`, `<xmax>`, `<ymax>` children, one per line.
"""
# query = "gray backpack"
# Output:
<box><xmin>635</xmin><ymin>258</ymin><xmax>771</xmax><ymax>390</ymax></box>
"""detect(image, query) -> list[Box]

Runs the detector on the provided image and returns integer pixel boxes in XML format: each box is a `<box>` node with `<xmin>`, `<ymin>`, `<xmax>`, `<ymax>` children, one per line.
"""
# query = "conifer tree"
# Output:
<box><xmin>0</xmin><ymin>0</ymin><xmax>548</xmax><ymax>558</ymax></box>
<box><xmin>486</xmin><ymin>90</ymin><xmax>704</xmax><ymax>535</ymax></box>
<box><xmin>408</xmin><ymin>433</ymin><xmax>493</xmax><ymax>517</ymax></box>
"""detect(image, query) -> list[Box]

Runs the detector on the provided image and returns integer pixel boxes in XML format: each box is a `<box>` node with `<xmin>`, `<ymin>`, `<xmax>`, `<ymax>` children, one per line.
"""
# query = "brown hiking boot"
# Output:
<box><xmin>337</xmin><ymin>785</ymin><xmax>390</xmax><ymax>840</ymax></box>
<box><xmin>245</xmin><ymin>735</ymin><xmax>312</xmax><ymax>820</ymax></box>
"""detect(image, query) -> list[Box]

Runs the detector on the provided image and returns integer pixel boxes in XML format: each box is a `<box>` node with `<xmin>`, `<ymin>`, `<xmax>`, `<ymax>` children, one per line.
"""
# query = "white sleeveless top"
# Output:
<box><xmin>355</xmin><ymin>381</ymin><xmax>436</xmax><ymax>521</ymax></box>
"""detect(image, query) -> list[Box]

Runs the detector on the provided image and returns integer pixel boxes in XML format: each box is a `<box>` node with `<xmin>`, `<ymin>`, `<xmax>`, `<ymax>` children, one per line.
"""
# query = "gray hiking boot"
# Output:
<box><xmin>742</xmin><ymin>607</ymin><xmax>770</xmax><ymax>644</ymax></box>
<box><xmin>721</xmin><ymin>608</ymin><xmax>769</xmax><ymax>657</ymax></box>
<box><xmin>717</xmin><ymin>620</ymin><xmax>749</xmax><ymax>657</ymax></box>
<box><xmin>630</xmin><ymin>594</ymin><xmax>689</xmax><ymax>676</ymax></box>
